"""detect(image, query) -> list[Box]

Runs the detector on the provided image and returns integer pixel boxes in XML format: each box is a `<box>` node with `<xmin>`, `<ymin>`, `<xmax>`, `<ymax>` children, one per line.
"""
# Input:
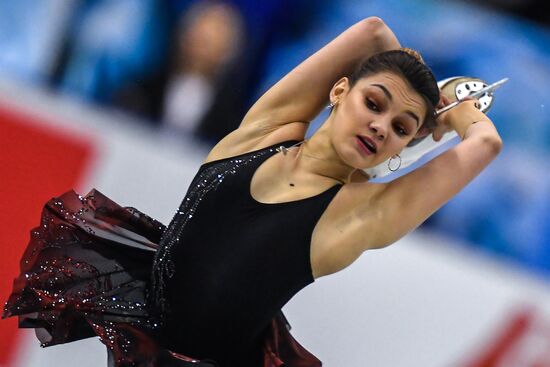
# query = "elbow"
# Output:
<box><xmin>478</xmin><ymin>134</ymin><xmax>503</xmax><ymax>158</ymax></box>
<box><xmin>481</xmin><ymin>134</ymin><xmax>504</xmax><ymax>156</ymax></box>
<box><xmin>363</xmin><ymin>16</ymin><xmax>386</xmax><ymax>29</ymax></box>
<box><xmin>361</xmin><ymin>16</ymin><xmax>400</xmax><ymax>50</ymax></box>
<box><xmin>362</xmin><ymin>16</ymin><xmax>388</xmax><ymax>38</ymax></box>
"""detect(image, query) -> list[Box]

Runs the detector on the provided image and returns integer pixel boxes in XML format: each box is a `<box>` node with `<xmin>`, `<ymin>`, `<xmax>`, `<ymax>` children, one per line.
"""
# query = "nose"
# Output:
<box><xmin>369</xmin><ymin>121</ymin><xmax>387</xmax><ymax>141</ymax></box>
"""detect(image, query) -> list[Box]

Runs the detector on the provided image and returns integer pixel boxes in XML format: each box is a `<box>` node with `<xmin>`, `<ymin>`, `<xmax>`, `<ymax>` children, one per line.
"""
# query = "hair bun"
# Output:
<box><xmin>399</xmin><ymin>47</ymin><xmax>425</xmax><ymax>64</ymax></box>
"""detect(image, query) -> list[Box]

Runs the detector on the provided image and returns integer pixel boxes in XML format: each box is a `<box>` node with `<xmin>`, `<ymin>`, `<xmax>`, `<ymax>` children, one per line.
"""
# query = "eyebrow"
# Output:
<box><xmin>371</xmin><ymin>84</ymin><xmax>420</xmax><ymax>126</ymax></box>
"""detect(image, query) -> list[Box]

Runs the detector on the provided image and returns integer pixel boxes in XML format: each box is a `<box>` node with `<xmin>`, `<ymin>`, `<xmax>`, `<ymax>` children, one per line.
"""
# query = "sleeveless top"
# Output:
<box><xmin>150</xmin><ymin>140</ymin><xmax>342</xmax><ymax>366</ymax></box>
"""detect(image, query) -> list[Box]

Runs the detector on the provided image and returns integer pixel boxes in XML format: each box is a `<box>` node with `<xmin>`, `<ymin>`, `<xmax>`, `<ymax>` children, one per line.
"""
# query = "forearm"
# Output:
<box><xmin>289</xmin><ymin>16</ymin><xmax>402</xmax><ymax>106</ymax></box>
<box><xmin>328</xmin><ymin>17</ymin><xmax>401</xmax><ymax>80</ymax></box>
<box><xmin>445</xmin><ymin>102</ymin><xmax>503</xmax><ymax>148</ymax></box>
<box><xmin>449</xmin><ymin>107</ymin><xmax>503</xmax><ymax>159</ymax></box>
<box><xmin>292</xmin><ymin>17</ymin><xmax>400</xmax><ymax>118</ymax></box>
<box><xmin>241</xmin><ymin>17</ymin><xmax>401</xmax><ymax>126</ymax></box>
<box><xmin>463</xmin><ymin>119</ymin><xmax>503</xmax><ymax>154</ymax></box>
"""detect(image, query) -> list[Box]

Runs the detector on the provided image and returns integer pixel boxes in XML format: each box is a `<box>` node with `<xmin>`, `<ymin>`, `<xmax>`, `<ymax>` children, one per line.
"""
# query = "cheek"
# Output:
<box><xmin>331</xmin><ymin>111</ymin><xmax>353</xmax><ymax>138</ymax></box>
<box><xmin>336</xmin><ymin>102</ymin><xmax>364</xmax><ymax>132</ymax></box>
<box><xmin>345</xmin><ymin>98</ymin><xmax>367</xmax><ymax>121</ymax></box>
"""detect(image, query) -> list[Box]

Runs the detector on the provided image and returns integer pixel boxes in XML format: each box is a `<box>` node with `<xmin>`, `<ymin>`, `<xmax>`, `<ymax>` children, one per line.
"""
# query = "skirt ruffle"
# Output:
<box><xmin>2</xmin><ymin>189</ymin><xmax>321</xmax><ymax>367</ymax></box>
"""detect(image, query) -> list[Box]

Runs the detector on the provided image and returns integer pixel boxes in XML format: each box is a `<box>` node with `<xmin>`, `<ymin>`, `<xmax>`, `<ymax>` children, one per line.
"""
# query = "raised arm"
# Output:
<box><xmin>369</xmin><ymin>101</ymin><xmax>502</xmax><ymax>248</ymax></box>
<box><xmin>240</xmin><ymin>17</ymin><xmax>400</xmax><ymax>129</ymax></box>
<box><xmin>332</xmin><ymin>100</ymin><xmax>502</xmax><ymax>254</ymax></box>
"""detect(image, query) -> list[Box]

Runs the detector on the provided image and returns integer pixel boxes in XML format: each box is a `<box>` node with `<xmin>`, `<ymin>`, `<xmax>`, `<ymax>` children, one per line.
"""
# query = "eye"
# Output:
<box><xmin>393</xmin><ymin>124</ymin><xmax>408</xmax><ymax>136</ymax></box>
<box><xmin>366</xmin><ymin>98</ymin><xmax>379</xmax><ymax>111</ymax></box>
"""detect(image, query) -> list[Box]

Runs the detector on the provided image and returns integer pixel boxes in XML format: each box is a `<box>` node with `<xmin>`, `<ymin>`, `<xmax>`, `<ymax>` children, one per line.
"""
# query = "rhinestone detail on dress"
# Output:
<box><xmin>150</xmin><ymin>147</ymin><xmax>276</xmax><ymax>319</ymax></box>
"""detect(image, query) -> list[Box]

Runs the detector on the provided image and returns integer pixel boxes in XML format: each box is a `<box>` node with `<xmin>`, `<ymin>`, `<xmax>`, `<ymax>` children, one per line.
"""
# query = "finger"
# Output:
<box><xmin>432</xmin><ymin>124</ymin><xmax>445</xmax><ymax>142</ymax></box>
<box><xmin>437</xmin><ymin>94</ymin><xmax>451</xmax><ymax>109</ymax></box>
<box><xmin>461</xmin><ymin>96</ymin><xmax>482</xmax><ymax>110</ymax></box>
<box><xmin>463</xmin><ymin>99</ymin><xmax>481</xmax><ymax>109</ymax></box>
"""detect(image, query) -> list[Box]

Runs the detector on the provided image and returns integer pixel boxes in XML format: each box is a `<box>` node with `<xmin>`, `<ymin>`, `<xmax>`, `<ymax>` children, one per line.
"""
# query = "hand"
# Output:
<box><xmin>433</xmin><ymin>95</ymin><xmax>483</xmax><ymax>141</ymax></box>
<box><xmin>432</xmin><ymin>94</ymin><xmax>453</xmax><ymax>142</ymax></box>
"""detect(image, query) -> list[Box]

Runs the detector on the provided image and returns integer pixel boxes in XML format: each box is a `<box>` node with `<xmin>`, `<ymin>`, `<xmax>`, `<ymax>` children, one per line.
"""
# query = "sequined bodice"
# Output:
<box><xmin>150</xmin><ymin>142</ymin><xmax>289</xmax><ymax>315</ymax></box>
<box><xmin>149</xmin><ymin>140</ymin><xmax>341</xmax><ymax>366</ymax></box>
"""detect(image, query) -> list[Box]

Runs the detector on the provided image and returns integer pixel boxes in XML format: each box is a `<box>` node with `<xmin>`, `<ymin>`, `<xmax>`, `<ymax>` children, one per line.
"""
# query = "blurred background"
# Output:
<box><xmin>1</xmin><ymin>0</ymin><xmax>550</xmax><ymax>366</ymax></box>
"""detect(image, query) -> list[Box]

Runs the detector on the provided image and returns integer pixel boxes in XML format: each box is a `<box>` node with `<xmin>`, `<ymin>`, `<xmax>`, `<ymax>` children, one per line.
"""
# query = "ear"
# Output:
<box><xmin>329</xmin><ymin>77</ymin><xmax>350</xmax><ymax>104</ymax></box>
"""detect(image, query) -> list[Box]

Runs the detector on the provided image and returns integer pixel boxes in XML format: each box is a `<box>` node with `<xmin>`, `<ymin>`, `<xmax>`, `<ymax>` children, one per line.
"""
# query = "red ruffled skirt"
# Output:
<box><xmin>2</xmin><ymin>189</ymin><xmax>321</xmax><ymax>367</ymax></box>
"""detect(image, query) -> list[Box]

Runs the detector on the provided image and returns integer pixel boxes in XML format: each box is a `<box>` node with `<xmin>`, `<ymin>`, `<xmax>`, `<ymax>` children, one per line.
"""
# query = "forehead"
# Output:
<box><xmin>355</xmin><ymin>72</ymin><xmax>427</xmax><ymax>115</ymax></box>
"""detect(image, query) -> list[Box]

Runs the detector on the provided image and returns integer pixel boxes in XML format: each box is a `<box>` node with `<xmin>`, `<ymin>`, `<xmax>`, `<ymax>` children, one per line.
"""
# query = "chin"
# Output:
<box><xmin>336</xmin><ymin>138</ymin><xmax>386</xmax><ymax>169</ymax></box>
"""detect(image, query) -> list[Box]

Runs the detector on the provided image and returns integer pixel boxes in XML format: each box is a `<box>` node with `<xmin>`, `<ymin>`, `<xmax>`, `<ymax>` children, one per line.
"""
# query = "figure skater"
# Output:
<box><xmin>3</xmin><ymin>17</ymin><xmax>502</xmax><ymax>367</ymax></box>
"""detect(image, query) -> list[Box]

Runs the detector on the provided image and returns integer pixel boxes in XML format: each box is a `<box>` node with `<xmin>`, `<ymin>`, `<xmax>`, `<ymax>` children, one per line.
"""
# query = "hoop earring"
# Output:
<box><xmin>388</xmin><ymin>154</ymin><xmax>402</xmax><ymax>172</ymax></box>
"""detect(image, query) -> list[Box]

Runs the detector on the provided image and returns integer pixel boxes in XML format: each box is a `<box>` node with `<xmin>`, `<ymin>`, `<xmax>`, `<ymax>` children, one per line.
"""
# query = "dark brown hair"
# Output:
<box><xmin>349</xmin><ymin>48</ymin><xmax>439</xmax><ymax>146</ymax></box>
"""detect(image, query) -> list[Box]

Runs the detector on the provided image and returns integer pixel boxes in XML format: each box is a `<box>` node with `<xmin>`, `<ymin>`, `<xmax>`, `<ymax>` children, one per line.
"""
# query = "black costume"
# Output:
<box><xmin>3</xmin><ymin>141</ymin><xmax>342</xmax><ymax>366</ymax></box>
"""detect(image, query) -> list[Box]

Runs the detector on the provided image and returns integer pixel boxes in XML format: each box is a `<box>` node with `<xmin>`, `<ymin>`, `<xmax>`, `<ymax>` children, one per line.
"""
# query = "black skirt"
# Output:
<box><xmin>2</xmin><ymin>189</ymin><xmax>321</xmax><ymax>367</ymax></box>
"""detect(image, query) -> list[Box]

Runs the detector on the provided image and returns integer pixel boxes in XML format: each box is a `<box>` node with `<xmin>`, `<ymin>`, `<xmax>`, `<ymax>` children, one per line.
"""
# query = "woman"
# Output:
<box><xmin>3</xmin><ymin>17</ymin><xmax>502</xmax><ymax>367</ymax></box>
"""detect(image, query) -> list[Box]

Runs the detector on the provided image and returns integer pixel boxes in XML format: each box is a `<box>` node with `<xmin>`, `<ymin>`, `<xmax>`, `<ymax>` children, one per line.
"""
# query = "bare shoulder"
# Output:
<box><xmin>203</xmin><ymin>120</ymin><xmax>309</xmax><ymax>164</ymax></box>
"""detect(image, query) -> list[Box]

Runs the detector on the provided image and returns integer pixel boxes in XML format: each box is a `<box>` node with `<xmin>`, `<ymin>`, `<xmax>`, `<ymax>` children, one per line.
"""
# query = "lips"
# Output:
<box><xmin>357</xmin><ymin>135</ymin><xmax>377</xmax><ymax>154</ymax></box>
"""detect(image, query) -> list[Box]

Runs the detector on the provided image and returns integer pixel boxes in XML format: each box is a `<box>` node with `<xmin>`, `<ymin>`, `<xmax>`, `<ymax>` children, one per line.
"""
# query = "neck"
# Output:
<box><xmin>288</xmin><ymin>124</ymin><xmax>357</xmax><ymax>185</ymax></box>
